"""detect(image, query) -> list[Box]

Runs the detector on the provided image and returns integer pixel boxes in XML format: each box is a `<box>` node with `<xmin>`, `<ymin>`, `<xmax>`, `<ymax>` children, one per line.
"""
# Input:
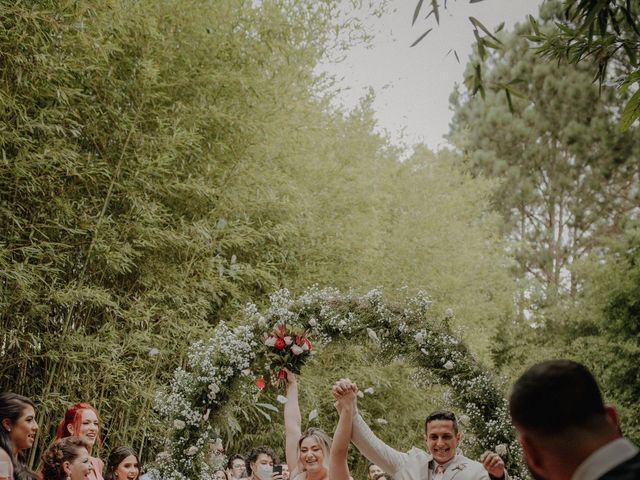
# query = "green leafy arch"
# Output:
<box><xmin>152</xmin><ymin>287</ymin><xmax>524</xmax><ymax>480</ymax></box>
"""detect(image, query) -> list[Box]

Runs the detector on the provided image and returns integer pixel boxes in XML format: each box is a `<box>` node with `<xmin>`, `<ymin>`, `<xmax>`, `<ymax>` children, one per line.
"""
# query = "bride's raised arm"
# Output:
<box><xmin>330</xmin><ymin>384</ymin><xmax>358</xmax><ymax>480</ymax></box>
<box><xmin>284</xmin><ymin>370</ymin><xmax>302</xmax><ymax>477</ymax></box>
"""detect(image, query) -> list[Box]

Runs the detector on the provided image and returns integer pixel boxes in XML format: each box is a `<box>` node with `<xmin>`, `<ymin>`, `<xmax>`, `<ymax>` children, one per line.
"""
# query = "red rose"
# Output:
<box><xmin>255</xmin><ymin>376</ymin><xmax>266</xmax><ymax>390</ymax></box>
<box><xmin>274</xmin><ymin>338</ymin><xmax>286</xmax><ymax>350</ymax></box>
<box><xmin>304</xmin><ymin>338</ymin><xmax>312</xmax><ymax>351</ymax></box>
<box><xmin>294</xmin><ymin>335</ymin><xmax>303</xmax><ymax>345</ymax></box>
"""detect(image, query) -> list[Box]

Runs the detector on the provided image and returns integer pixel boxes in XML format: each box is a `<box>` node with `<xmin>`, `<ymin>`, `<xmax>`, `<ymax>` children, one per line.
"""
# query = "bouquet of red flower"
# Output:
<box><xmin>263</xmin><ymin>322</ymin><xmax>313</xmax><ymax>382</ymax></box>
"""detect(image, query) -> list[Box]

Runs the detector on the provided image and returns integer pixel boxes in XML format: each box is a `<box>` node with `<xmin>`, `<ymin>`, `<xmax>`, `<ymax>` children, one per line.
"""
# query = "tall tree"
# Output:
<box><xmin>449</xmin><ymin>16</ymin><xmax>640</xmax><ymax>307</ymax></box>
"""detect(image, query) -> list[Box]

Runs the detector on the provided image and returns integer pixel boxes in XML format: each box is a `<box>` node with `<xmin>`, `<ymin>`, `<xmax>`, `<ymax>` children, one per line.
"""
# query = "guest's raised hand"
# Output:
<box><xmin>480</xmin><ymin>451</ymin><xmax>505</xmax><ymax>479</ymax></box>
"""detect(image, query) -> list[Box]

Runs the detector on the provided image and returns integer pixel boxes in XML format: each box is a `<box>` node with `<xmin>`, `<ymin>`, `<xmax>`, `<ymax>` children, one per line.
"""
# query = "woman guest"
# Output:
<box><xmin>42</xmin><ymin>437</ymin><xmax>93</xmax><ymax>480</ymax></box>
<box><xmin>0</xmin><ymin>392</ymin><xmax>39</xmax><ymax>480</ymax></box>
<box><xmin>54</xmin><ymin>403</ymin><xmax>103</xmax><ymax>480</ymax></box>
<box><xmin>284</xmin><ymin>371</ymin><xmax>332</xmax><ymax>480</ymax></box>
<box><xmin>104</xmin><ymin>447</ymin><xmax>140</xmax><ymax>480</ymax></box>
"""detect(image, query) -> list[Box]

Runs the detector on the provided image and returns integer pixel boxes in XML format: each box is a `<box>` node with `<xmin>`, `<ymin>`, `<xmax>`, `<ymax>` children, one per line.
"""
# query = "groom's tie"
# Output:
<box><xmin>434</xmin><ymin>464</ymin><xmax>445</xmax><ymax>480</ymax></box>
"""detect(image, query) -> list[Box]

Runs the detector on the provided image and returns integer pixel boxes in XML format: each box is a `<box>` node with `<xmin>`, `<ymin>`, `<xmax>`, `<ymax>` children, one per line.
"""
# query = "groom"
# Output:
<box><xmin>333</xmin><ymin>379</ymin><xmax>508</xmax><ymax>480</ymax></box>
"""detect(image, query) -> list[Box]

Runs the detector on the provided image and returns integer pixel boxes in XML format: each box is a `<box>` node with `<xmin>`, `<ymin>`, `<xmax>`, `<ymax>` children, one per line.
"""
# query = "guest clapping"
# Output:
<box><xmin>55</xmin><ymin>403</ymin><xmax>104</xmax><ymax>480</ymax></box>
<box><xmin>0</xmin><ymin>392</ymin><xmax>38</xmax><ymax>480</ymax></box>
<box><xmin>42</xmin><ymin>437</ymin><xmax>93</xmax><ymax>480</ymax></box>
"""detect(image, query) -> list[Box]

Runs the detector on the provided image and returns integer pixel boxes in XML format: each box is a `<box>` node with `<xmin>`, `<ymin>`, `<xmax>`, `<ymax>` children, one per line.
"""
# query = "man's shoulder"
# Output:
<box><xmin>600</xmin><ymin>452</ymin><xmax>640</xmax><ymax>480</ymax></box>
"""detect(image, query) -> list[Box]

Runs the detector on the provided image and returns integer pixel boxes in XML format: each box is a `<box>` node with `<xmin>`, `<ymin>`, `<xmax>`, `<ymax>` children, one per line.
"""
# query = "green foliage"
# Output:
<box><xmin>491</xmin><ymin>220</ymin><xmax>640</xmax><ymax>444</ymax></box>
<box><xmin>450</xmin><ymin>18</ymin><xmax>640</xmax><ymax>306</ymax></box>
<box><xmin>1</xmin><ymin>0</ymin><xmax>514</xmax><ymax>473</ymax></box>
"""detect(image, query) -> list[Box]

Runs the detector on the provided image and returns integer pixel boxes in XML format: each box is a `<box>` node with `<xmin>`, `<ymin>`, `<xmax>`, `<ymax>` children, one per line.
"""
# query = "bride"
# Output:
<box><xmin>284</xmin><ymin>370</ymin><xmax>357</xmax><ymax>480</ymax></box>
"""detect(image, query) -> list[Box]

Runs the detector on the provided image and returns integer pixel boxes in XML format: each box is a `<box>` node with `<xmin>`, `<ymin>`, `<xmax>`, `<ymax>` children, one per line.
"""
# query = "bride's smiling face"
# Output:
<box><xmin>299</xmin><ymin>437</ymin><xmax>325</xmax><ymax>473</ymax></box>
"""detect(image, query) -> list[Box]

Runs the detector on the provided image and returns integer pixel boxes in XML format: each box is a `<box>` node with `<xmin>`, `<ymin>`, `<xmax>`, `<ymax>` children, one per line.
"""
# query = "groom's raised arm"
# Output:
<box><xmin>332</xmin><ymin>379</ymin><xmax>408</xmax><ymax>475</ymax></box>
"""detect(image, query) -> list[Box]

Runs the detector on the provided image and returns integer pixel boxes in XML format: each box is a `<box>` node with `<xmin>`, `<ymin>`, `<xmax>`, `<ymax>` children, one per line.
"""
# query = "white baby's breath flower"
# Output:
<box><xmin>495</xmin><ymin>444</ymin><xmax>508</xmax><ymax>456</ymax></box>
<box><xmin>276</xmin><ymin>395</ymin><xmax>289</xmax><ymax>404</ymax></box>
<box><xmin>173</xmin><ymin>419</ymin><xmax>186</xmax><ymax>430</ymax></box>
<box><xmin>291</xmin><ymin>344</ymin><xmax>304</xmax><ymax>355</ymax></box>
<box><xmin>414</xmin><ymin>332</ymin><xmax>425</xmax><ymax>344</ymax></box>
<box><xmin>338</xmin><ymin>320</ymin><xmax>347</xmax><ymax>329</ymax></box>
<box><xmin>308</xmin><ymin>409</ymin><xmax>318</xmax><ymax>421</ymax></box>
<box><xmin>186</xmin><ymin>446</ymin><xmax>199</xmax><ymax>456</ymax></box>
<box><xmin>444</xmin><ymin>360</ymin><xmax>454</xmax><ymax>370</ymax></box>
<box><xmin>364</xmin><ymin>387</ymin><xmax>375</xmax><ymax>395</ymax></box>
<box><xmin>444</xmin><ymin>308</ymin><xmax>454</xmax><ymax>319</ymax></box>
<box><xmin>458</xmin><ymin>414</ymin><xmax>470</xmax><ymax>426</ymax></box>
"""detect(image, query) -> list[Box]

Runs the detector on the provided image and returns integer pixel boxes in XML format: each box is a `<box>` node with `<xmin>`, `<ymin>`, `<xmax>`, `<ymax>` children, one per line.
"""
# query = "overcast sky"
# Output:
<box><xmin>318</xmin><ymin>0</ymin><xmax>546</xmax><ymax>152</ymax></box>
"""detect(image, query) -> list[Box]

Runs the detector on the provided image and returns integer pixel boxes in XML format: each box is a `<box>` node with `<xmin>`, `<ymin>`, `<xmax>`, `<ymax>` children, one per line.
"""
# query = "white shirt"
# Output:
<box><xmin>571</xmin><ymin>438</ymin><xmax>639</xmax><ymax>480</ymax></box>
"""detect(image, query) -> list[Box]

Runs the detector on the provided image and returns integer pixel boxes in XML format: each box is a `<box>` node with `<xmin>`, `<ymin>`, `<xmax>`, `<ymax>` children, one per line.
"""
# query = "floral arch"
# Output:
<box><xmin>152</xmin><ymin>287</ymin><xmax>524</xmax><ymax>480</ymax></box>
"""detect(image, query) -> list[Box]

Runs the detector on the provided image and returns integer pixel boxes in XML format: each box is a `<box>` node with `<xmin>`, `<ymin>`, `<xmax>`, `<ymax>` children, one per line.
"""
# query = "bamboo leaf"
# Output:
<box><xmin>410</xmin><ymin>28</ymin><xmax>433</xmax><ymax>47</ymax></box>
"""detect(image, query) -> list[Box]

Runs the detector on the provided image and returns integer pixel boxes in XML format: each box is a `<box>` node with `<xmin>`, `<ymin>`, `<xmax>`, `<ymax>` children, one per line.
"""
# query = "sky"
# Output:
<box><xmin>318</xmin><ymin>0</ymin><xmax>546</xmax><ymax>152</ymax></box>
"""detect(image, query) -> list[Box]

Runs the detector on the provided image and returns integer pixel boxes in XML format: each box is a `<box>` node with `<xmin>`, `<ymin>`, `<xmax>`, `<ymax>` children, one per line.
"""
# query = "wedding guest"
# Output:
<box><xmin>509</xmin><ymin>359</ymin><xmax>640</xmax><ymax>480</ymax></box>
<box><xmin>214</xmin><ymin>469</ymin><xmax>229</xmax><ymax>480</ymax></box>
<box><xmin>284</xmin><ymin>371</ymin><xmax>332</xmax><ymax>480</ymax></box>
<box><xmin>245</xmin><ymin>446</ymin><xmax>281</xmax><ymax>480</ymax></box>
<box><xmin>367</xmin><ymin>464</ymin><xmax>383</xmax><ymax>480</ymax></box>
<box><xmin>332</xmin><ymin>379</ymin><xmax>508</xmax><ymax>480</ymax></box>
<box><xmin>41</xmin><ymin>437</ymin><xmax>92</xmax><ymax>480</ymax></box>
<box><xmin>103</xmin><ymin>446</ymin><xmax>140</xmax><ymax>480</ymax></box>
<box><xmin>228</xmin><ymin>454</ymin><xmax>246</xmax><ymax>480</ymax></box>
<box><xmin>54</xmin><ymin>403</ymin><xmax>103</xmax><ymax>480</ymax></box>
<box><xmin>373</xmin><ymin>474</ymin><xmax>393</xmax><ymax>480</ymax></box>
<box><xmin>280</xmin><ymin>464</ymin><xmax>290</xmax><ymax>480</ymax></box>
<box><xmin>0</xmin><ymin>392</ymin><xmax>38</xmax><ymax>480</ymax></box>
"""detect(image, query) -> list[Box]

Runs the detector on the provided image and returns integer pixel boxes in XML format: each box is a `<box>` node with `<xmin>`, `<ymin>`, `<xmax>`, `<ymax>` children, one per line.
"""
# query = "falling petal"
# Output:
<box><xmin>367</xmin><ymin>328</ymin><xmax>380</xmax><ymax>343</ymax></box>
<box><xmin>308</xmin><ymin>409</ymin><xmax>318</xmax><ymax>421</ymax></box>
<box><xmin>356</xmin><ymin>391</ymin><xmax>364</xmax><ymax>398</ymax></box>
<box><xmin>375</xmin><ymin>418</ymin><xmax>388</xmax><ymax>425</ymax></box>
<box><xmin>364</xmin><ymin>387</ymin><xmax>375</xmax><ymax>394</ymax></box>
<box><xmin>276</xmin><ymin>395</ymin><xmax>289</xmax><ymax>404</ymax></box>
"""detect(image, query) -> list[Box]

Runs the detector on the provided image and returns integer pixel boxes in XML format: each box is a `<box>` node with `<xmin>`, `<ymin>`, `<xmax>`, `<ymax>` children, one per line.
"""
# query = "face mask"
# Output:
<box><xmin>256</xmin><ymin>464</ymin><xmax>272</xmax><ymax>480</ymax></box>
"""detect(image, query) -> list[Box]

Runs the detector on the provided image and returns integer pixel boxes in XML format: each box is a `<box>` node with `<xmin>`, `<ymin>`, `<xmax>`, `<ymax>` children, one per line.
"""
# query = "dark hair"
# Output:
<box><xmin>0</xmin><ymin>392</ymin><xmax>38</xmax><ymax>480</ymax></box>
<box><xmin>509</xmin><ymin>360</ymin><xmax>606</xmax><ymax>435</ymax></box>
<box><xmin>373</xmin><ymin>474</ymin><xmax>394</xmax><ymax>480</ymax></box>
<box><xmin>367</xmin><ymin>463</ymin><xmax>379</xmax><ymax>474</ymax></box>
<box><xmin>55</xmin><ymin>403</ymin><xmax>102</xmax><ymax>453</ymax></box>
<box><xmin>104</xmin><ymin>446</ymin><xmax>140</xmax><ymax>480</ymax></box>
<box><xmin>228</xmin><ymin>454</ymin><xmax>245</xmax><ymax>470</ymax></box>
<box><xmin>42</xmin><ymin>437</ymin><xmax>89</xmax><ymax>480</ymax></box>
<box><xmin>425</xmin><ymin>410</ymin><xmax>458</xmax><ymax>434</ymax></box>
<box><xmin>245</xmin><ymin>446</ymin><xmax>278</xmax><ymax>477</ymax></box>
